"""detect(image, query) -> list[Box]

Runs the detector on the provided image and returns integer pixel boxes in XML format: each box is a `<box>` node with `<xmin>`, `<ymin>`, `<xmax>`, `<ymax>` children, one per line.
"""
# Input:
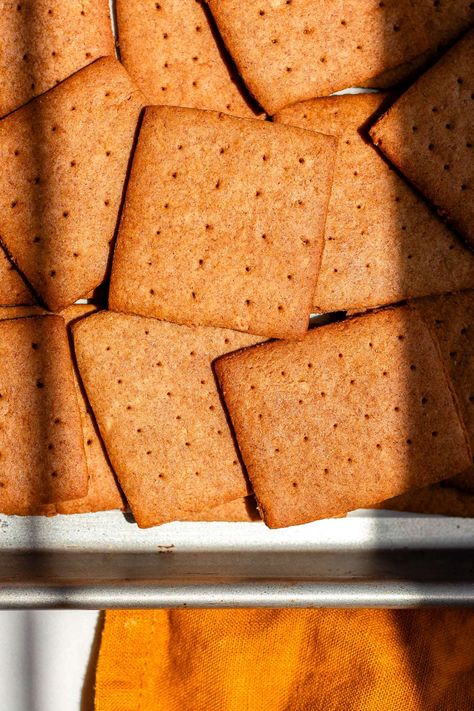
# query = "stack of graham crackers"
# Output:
<box><xmin>0</xmin><ymin>1</ymin><xmax>473</xmax><ymax>528</ymax></box>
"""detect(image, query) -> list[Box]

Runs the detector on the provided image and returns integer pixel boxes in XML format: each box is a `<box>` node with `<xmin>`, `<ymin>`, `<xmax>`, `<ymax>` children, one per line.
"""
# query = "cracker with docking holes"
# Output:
<box><xmin>206</xmin><ymin>0</ymin><xmax>429</xmax><ymax>114</ymax></box>
<box><xmin>73</xmin><ymin>311</ymin><xmax>262</xmax><ymax>528</ymax></box>
<box><xmin>370</xmin><ymin>29</ymin><xmax>474</xmax><ymax>249</ymax></box>
<box><xmin>116</xmin><ymin>0</ymin><xmax>259</xmax><ymax>117</ymax></box>
<box><xmin>0</xmin><ymin>57</ymin><xmax>145</xmax><ymax>311</ymax></box>
<box><xmin>109</xmin><ymin>106</ymin><xmax>336</xmax><ymax>340</ymax></box>
<box><xmin>0</xmin><ymin>315</ymin><xmax>88</xmax><ymax>514</ymax></box>
<box><xmin>215</xmin><ymin>306</ymin><xmax>472</xmax><ymax>528</ymax></box>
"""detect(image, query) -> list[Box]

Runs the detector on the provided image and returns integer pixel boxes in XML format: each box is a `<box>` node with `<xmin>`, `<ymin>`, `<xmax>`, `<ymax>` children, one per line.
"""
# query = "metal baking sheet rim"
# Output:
<box><xmin>1</xmin><ymin>511</ymin><xmax>473</xmax><ymax>608</ymax></box>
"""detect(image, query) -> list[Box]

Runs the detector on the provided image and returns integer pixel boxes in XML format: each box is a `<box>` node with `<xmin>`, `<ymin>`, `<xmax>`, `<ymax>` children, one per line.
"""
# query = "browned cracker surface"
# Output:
<box><xmin>371</xmin><ymin>29</ymin><xmax>474</xmax><ymax>250</ymax></box>
<box><xmin>0</xmin><ymin>57</ymin><xmax>144</xmax><ymax>311</ymax></box>
<box><xmin>116</xmin><ymin>0</ymin><xmax>258</xmax><ymax>117</ymax></box>
<box><xmin>215</xmin><ymin>306</ymin><xmax>472</xmax><ymax>528</ymax></box>
<box><xmin>0</xmin><ymin>315</ymin><xmax>88</xmax><ymax>514</ymax></box>
<box><xmin>378</xmin><ymin>484</ymin><xmax>474</xmax><ymax>517</ymax></box>
<box><xmin>109</xmin><ymin>106</ymin><xmax>336</xmax><ymax>340</ymax></box>
<box><xmin>0</xmin><ymin>0</ymin><xmax>114</xmax><ymax>117</ymax></box>
<box><xmin>0</xmin><ymin>246</ymin><xmax>35</xmax><ymax>306</ymax></box>
<box><xmin>0</xmin><ymin>304</ymin><xmax>124</xmax><ymax>515</ymax></box>
<box><xmin>415</xmin><ymin>290</ymin><xmax>474</xmax><ymax>493</ymax></box>
<box><xmin>206</xmin><ymin>0</ymin><xmax>429</xmax><ymax>114</ymax></box>
<box><xmin>368</xmin><ymin>0</ymin><xmax>474</xmax><ymax>89</ymax></box>
<box><xmin>73</xmin><ymin>311</ymin><xmax>262</xmax><ymax>528</ymax></box>
<box><xmin>275</xmin><ymin>94</ymin><xmax>474</xmax><ymax>313</ymax></box>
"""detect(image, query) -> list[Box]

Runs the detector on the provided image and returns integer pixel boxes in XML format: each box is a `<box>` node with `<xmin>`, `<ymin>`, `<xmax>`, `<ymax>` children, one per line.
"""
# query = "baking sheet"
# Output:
<box><xmin>1</xmin><ymin>510</ymin><xmax>473</xmax><ymax>607</ymax></box>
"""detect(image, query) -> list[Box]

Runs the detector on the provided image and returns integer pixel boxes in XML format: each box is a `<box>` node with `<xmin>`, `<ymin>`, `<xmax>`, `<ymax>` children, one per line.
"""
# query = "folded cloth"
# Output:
<box><xmin>95</xmin><ymin>609</ymin><xmax>474</xmax><ymax>711</ymax></box>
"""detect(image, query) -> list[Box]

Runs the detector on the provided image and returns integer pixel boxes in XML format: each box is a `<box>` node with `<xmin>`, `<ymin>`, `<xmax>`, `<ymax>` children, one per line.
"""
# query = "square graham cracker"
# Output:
<box><xmin>274</xmin><ymin>94</ymin><xmax>474</xmax><ymax>313</ymax></box>
<box><xmin>0</xmin><ymin>305</ymin><xmax>124</xmax><ymax>515</ymax></box>
<box><xmin>206</xmin><ymin>0</ymin><xmax>429</xmax><ymax>114</ymax></box>
<box><xmin>0</xmin><ymin>57</ymin><xmax>145</xmax><ymax>311</ymax></box>
<box><xmin>73</xmin><ymin>311</ymin><xmax>262</xmax><ymax>528</ymax></box>
<box><xmin>0</xmin><ymin>0</ymin><xmax>114</xmax><ymax>117</ymax></box>
<box><xmin>109</xmin><ymin>106</ymin><xmax>336</xmax><ymax>340</ymax></box>
<box><xmin>415</xmin><ymin>290</ymin><xmax>474</xmax><ymax>493</ymax></box>
<box><xmin>215</xmin><ymin>306</ymin><xmax>472</xmax><ymax>528</ymax></box>
<box><xmin>0</xmin><ymin>315</ymin><xmax>88</xmax><ymax>515</ymax></box>
<box><xmin>370</xmin><ymin>29</ymin><xmax>474</xmax><ymax>250</ymax></box>
<box><xmin>116</xmin><ymin>0</ymin><xmax>259</xmax><ymax>117</ymax></box>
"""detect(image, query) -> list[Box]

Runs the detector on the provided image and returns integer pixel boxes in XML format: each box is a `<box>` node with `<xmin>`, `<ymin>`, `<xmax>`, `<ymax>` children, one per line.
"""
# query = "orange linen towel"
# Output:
<box><xmin>95</xmin><ymin>609</ymin><xmax>474</xmax><ymax>710</ymax></box>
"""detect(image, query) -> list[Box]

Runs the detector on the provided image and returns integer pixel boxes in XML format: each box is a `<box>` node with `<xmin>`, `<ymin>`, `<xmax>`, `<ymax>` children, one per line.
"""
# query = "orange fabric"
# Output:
<box><xmin>95</xmin><ymin>609</ymin><xmax>474</xmax><ymax>711</ymax></box>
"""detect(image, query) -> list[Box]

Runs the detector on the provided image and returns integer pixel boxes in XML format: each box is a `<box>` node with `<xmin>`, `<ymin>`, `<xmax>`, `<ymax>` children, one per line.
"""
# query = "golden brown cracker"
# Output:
<box><xmin>215</xmin><ymin>306</ymin><xmax>472</xmax><ymax>528</ymax></box>
<box><xmin>0</xmin><ymin>57</ymin><xmax>145</xmax><ymax>311</ymax></box>
<box><xmin>109</xmin><ymin>106</ymin><xmax>336</xmax><ymax>340</ymax></box>
<box><xmin>371</xmin><ymin>29</ymin><xmax>474</xmax><ymax>249</ymax></box>
<box><xmin>116</xmin><ymin>0</ymin><xmax>259</xmax><ymax>117</ymax></box>
<box><xmin>0</xmin><ymin>315</ymin><xmax>88</xmax><ymax>514</ymax></box>
<box><xmin>206</xmin><ymin>0</ymin><xmax>429</xmax><ymax>114</ymax></box>
<box><xmin>73</xmin><ymin>311</ymin><xmax>262</xmax><ymax>528</ymax></box>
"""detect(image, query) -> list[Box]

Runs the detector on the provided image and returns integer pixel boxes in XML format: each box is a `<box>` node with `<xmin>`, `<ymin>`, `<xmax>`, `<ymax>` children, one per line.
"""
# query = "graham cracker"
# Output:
<box><xmin>415</xmin><ymin>290</ymin><xmax>474</xmax><ymax>493</ymax></box>
<box><xmin>73</xmin><ymin>311</ymin><xmax>262</xmax><ymax>528</ymax></box>
<box><xmin>0</xmin><ymin>315</ymin><xmax>88</xmax><ymax>514</ymax></box>
<box><xmin>215</xmin><ymin>306</ymin><xmax>472</xmax><ymax>528</ymax></box>
<box><xmin>206</xmin><ymin>0</ymin><xmax>429</xmax><ymax>114</ymax></box>
<box><xmin>274</xmin><ymin>94</ymin><xmax>474</xmax><ymax>313</ymax></box>
<box><xmin>368</xmin><ymin>0</ymin><xmax>474</xmax><ymax>89</ymax></box>
<box><xmin>378</xmin><ymin>484</ymin><xmax>474</xmax><ymax>517</ymax></box>
<box><xmin>116</xmin><ymin>0</ymin><xmax>259</xmax><ymax>117</ymax></box>
<box><xmin>0</xmin><ymin>0</ymin><xmax>114</xmax><ymax>117</ymax></box>
<box><xmin>0</xmin><ymin>57</ymin><xmax>145</xmax><ymax>311</ymax></box>
<box><xmin>109</xmin><ymin>106</ymin><xmax>336</xmax><ymax>340</ymax></box>
<box><xmin>370</xmin><ymin>29</ymin><xmax>474</xmax><ymax>250</ymax></box>
<box><xmin>0</xmin><ymin>246</ymin><xmax>35</xmax><ymax>305</ymax></box>
<box><xmin>0</xmin><ymin>304</ymin><xmax>124</xmax><ymax>515</ymax></box>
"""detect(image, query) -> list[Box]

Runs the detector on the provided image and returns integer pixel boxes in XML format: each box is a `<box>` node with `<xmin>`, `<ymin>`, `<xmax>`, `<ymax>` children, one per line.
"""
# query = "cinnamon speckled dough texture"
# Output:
<box><xmin>0</xmin><ymin>315</ymin><xmax>88</xmax><ymax>515</ymax></box>
<box><xmin>73</xmin><ymin>311</ymin><xmax>262</xmax><ymax>528</ymax></box>
<box><xmin>109</xmin><ymin>106</ymin><xmax>336</xmax><ymax>340</ymax></box>
<box><xmin>0</xmin><ymin>245</ymin><xmax>35</xmax><ymax>305</ymax></box>
<box><xmin>0</xmin><ymin>57</ymin><xmax>145</xmax><ymax>311</ymax></box>
<box><xmin>116</xmin><ymin>0</ymin><xmax>259</xmax><ymax>117</ymax></box>
<box><xmin>378</xmin><ymin>484</ymin><xmax>474</xmax><ymax>517</ymax></box>
<box><xmin>416</xmin><ymin>290</ymin><xmax>474</xmax><ymax>493</ymax></box>
<box><xmin>367</xmin><ymin>0</ymin><xmax>474</xmax><ymax>89</ymax></box>
<box><xmin>370</xmin><ymin>29</ymin><xmax>474</xmax><ymax>249</ymax></box>
<box><xmin>215</xmin><ymin>306</ymin><xmax>472</xmax><ymax>528</ymax></box>
<box><xmin>274</xmin><ymin>94</ymin><xmax>474</xmax><ymax>312</ymax></box>
<box><xmin>0</xmin><ymin>0</ymin><xmax>114</xmax><ymax>117</ymax></box>
<box><xmin>0</xmin><ymin>304</ymin><xmax>124</xmax><ymax>515</ymax></box>
<box><xmin>206</xmin><ymin>0</ymin><xmax>429</xmax><ymax>114</ymax></box>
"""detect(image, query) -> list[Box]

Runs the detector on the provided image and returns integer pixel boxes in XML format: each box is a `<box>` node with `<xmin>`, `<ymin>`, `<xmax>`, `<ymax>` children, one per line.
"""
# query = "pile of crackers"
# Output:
<box><xmin>0</xmin><ymin>1</ymin><xmax>473</xmax><ymax>528</ymax></box>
